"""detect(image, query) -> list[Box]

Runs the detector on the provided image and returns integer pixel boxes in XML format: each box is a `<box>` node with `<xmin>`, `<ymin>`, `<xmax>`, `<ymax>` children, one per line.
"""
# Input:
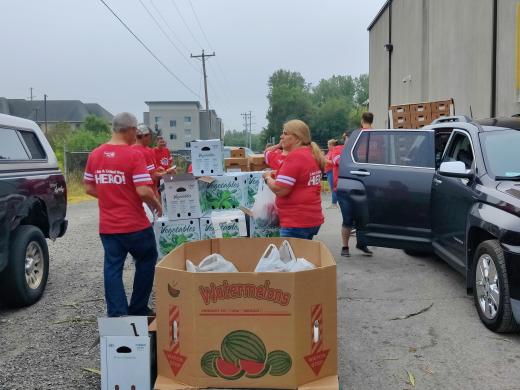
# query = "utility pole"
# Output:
<box><xmin>29</xmin><ymin>87</ymin><xmax>35</xmax><ymax>101</ymax></box>
<box><xmin>248</xmin><ymin>110</ymin><xmax>252</xmax><ymax>149</ymax></box>
<box><xmin>241</xmin><ymin>112</ymin><xmax>250</xmax><ymax>147</ymax></box>
<box><xmin>44</xmin><ymin>94</ymin><xmax>48</xmax><ymax>134</ymax></box>
<box><xmin>191</xmin><ymin>50</ymin><xmax>216</xmax><ymax>137</ymax></box>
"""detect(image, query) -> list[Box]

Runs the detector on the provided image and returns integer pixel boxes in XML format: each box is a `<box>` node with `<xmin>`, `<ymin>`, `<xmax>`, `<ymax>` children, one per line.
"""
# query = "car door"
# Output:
<box><xmin>337</xmin><ymin>129</ymin><xmax>435</xmax><ymax>251</ymax></box>
<box><xmin>431</xmin><ymin>129</ymin><xmax>477</xmax><ymax>273</ymax></box>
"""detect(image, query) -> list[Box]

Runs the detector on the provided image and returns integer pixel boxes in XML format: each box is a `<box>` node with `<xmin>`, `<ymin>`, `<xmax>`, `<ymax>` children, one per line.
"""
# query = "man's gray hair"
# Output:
<box><xmin>112</xmin><ymin>112</ymin><xmax>138</xmax><ymax>133</ymax></box>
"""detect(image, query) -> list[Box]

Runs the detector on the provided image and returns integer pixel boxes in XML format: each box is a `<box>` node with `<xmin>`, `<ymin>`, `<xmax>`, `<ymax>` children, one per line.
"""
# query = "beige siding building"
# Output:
<box><xmin>368</xmin><ymin>0</ymin><xmax>520</xmax><ymax>128</ymax></box>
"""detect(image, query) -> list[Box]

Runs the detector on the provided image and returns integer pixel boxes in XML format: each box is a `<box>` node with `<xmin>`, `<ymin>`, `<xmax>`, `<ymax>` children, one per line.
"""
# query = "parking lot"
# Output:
<box><xmin>1</xmin><ymin>198</ymin><xmax>520</xmax><ymax>389</ymax></box>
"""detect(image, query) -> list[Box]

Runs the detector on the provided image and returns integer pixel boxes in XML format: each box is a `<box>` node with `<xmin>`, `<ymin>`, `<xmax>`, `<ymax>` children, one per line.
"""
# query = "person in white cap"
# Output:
<box><xmin>133</xmin><ymin>124</ymin><xmax>166</xmax><ymax>194</ymax></box>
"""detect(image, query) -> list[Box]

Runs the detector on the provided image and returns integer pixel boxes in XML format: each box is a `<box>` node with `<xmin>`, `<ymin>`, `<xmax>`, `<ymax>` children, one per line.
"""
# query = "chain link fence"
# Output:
<box><xmin>63</xmin><ymin>148</ymin><xmax>191</xmax><ymax>182</ymax></box>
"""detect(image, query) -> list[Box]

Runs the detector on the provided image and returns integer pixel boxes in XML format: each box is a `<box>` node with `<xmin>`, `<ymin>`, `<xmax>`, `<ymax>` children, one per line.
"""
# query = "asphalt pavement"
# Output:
<box><xmin>1</xmin><ymin>198</ymin><xmax>520</xmax><ymax>389</ymax></box>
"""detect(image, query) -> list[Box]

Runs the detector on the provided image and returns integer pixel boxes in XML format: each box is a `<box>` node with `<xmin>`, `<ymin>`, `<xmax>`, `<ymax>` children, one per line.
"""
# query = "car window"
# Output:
<box><xmin>435</xmin><ymin>131</ymin><xmax>452</xmax><ymax>168</ymax></box>
<box><xmin>20</xmin><ymin>131</ymin><xmax>46</xmax><ymax>159</ymax></box>
<box><xmin>353</xmin><ymin>131</ymin><xmax>433</xmax><ymax>167</ymax></box>
<box><xmin>480</xmin><ymin>130</ymin><xmax>520</xmax><ymax>178</ymax></box>
<box><xmin>443</xmin><ymin>132</ymin><xmax>474</xmax><ymax>169</ymax></box>
<box><xmin>0</xmin><ymin>128</ymin><xmax>30</xmax><ymax>160</ymax></box>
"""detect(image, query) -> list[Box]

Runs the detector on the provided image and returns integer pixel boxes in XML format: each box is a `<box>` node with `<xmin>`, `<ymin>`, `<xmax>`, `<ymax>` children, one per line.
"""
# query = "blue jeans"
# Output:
<box><xmin>280</xmin><ymin>226</ymin><xmax>321</xmax><ymax>240</ymax></box>
<box><xmin>338</xmin><ymin>195</ymin><xmax>354</xmax><ymax>228</ymax></box>
<box><xmin>326</xmin><ymin>171</ymin><xmax>337</xmax><ymax>204</ymax></box>
<box><xmin>100</xmin><ymin>226</ymin><xmax>157</xmax><ymax>317</ymax></box>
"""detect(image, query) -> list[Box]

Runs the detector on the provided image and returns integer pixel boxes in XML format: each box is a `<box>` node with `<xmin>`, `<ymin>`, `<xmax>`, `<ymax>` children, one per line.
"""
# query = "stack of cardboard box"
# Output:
<box><xmin>389</xmin><ymin>98</ymin><xmax>454</xmax><ymax>129</ymax></box>
<box><xmin>224</xmin><ymin>148</ymin><xmax>269</xmax><ymax>172</ymax></box>
<box><xmin>156</xmin><ymin>140</ymin><xmax>278</xmax><ymax>258</ymax></box>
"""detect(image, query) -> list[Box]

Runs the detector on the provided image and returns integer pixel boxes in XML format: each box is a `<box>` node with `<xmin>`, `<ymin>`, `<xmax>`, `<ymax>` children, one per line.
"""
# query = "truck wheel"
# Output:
<box><xmin>473</xmin><ymin>240</ymin><xmax>520</xmax><ymax>332</ymax></box>
<box><xmin>0</xmin><ymin>225</ymin><xmax>49</xmax><ymax>307</ymax></box>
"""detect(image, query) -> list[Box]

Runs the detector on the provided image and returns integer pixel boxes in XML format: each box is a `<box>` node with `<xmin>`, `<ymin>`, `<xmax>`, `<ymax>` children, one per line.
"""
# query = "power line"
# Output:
<box><xmin>187</xmin><ymin>0</ymin><xmax>232</xmax><ymax>100</ymax></box>
<box><xmin>148</xmin><ymin>0</ymin><xmax>191</xmax><ymax>54</ymax></box>
<box><xmin>98</xmin><ymin>0</ymin><xmax>200</xmax><ymax>98</ymax></box>
<box><xmin>137</xmin><ymin>0</ymin><xmax>199</xmax><ymax>74</ymax></box>
<box><xmin>169</xmin><ymin>0</ymin><xmax>204</xmax><ymax>50</ymax></box>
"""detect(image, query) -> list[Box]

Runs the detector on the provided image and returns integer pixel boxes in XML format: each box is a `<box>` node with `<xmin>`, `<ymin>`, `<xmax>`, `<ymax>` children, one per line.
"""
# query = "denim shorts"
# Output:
<box><xmin>338</xmin><ymin>196</ymin><xmax>354</xmax><ymax>228</ymax></box>
<box><xmin>279</xmin><ymin>226</ymin><xmax>321</xmax><ymax>240</ymax></box>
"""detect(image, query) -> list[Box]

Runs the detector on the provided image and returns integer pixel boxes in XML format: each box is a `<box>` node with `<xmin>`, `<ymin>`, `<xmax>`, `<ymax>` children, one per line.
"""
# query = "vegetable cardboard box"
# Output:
<box><xmin>200</xmin><ymin>210</ymin><xmax>248</xmax><ymax>239</ymax></box>
<box><xmin>154</xmin><ymin>217</ymin><xmax>201</xmax><ymax>258</ymax></box>
<box><xmin>190</xmin><ymin>139</ymin><xmax>224</xmax><ymax>177</ymax></box>
<box><xmin>154</xmin><ymin>237</ymin><xmax>338</xmax><ymax>389</ymax></box>
<box><xmin>163</xmin><ymin>174</ymin><xmax>202</xmax><ymax>221</ymax></box>
<box><xmin>198</xmin><ymin>173</ymin><xmax>248</xmax><ymax>214</ymax></box>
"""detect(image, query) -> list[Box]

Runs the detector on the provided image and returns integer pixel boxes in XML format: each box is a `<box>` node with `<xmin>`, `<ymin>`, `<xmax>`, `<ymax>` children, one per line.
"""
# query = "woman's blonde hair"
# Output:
<box><xmin>283</xmin><ymin>119</ymin><xmax>326</xmax><ymax>170</ymax></box>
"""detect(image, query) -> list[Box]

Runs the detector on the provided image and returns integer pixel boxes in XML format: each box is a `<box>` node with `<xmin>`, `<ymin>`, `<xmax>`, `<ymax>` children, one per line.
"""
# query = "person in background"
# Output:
<box><xmin>263</xmin><ymin>119</ymin><xmax>325</xmax><ymax>240</ymax></box>
<box><xmin>153</xmin><ymin>135</ymin><xmax>174</xmax><ymax>172</ymax></box>
<box><xmin>83</xmin><ymin>112</ymin><xmax>162</xmax><ymax>317</ymax></box>
<box><xmin>264</xmin><ymin>141</ymin><xmax>287</xmax><ymax>171</ymax></box>
<box><xmin>336</xmin><ymin>112</ymin><xmax>374</xmax><ymax>257</ymax></box>
<box><xmin>325</xmin><ymin>139</ymin><xmax>338</xmax><ymax>208</ymax></box>
<box><xmin>133</xmin><ymin>125</ymin><xmax>166</xmax><ymax>184</ymax></box>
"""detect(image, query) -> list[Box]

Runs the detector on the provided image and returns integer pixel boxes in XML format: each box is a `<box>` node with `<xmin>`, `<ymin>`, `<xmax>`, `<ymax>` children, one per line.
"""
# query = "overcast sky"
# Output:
<box><xmin>1</xmin><ymin>0</ymin><xmax>385</xmax><ymax>133</ymax></box>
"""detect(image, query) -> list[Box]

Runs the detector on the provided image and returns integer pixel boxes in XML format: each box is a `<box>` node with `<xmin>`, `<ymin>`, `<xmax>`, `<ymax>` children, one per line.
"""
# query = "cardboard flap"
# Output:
<box><xmin>154</xmin><ymin>375</ymin><xmax>199</xmax><ymax>390</ymax></box>
<box><xmin>98</xmin><ymin>316</ymin><xmax>149</xmax><ymax>337</ymax></box>
<box><xmin>164</xmin><ymin>173</ymin><xmax>196</xmax><ymax>183</ymax></box>
<box><xmin>197</xmin><ymin>176</ymin><xmax>215</xmax><ymax>184</ymax></box>
<box><xmin>298</xmin><ymin>375</ymin><xmax>339</xmax><ymax>390</ymax></box>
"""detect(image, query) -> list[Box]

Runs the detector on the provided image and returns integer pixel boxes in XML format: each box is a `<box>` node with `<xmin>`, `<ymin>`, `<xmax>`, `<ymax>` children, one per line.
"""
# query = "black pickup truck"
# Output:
<box><xmin>0</xmin><ymin>113</ymin><xmax>67</xmax><ymax>307</ymax></box>
<box><xmin>338</xmin><ymin>116</ymin><xmax>520</xmax><ymax>332</ymax></box>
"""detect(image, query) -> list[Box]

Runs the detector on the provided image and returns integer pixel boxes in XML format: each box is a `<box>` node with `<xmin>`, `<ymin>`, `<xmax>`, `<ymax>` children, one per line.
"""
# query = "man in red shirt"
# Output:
<box><xmin>154</xmin><ymin>136</ymin><xmax>173</xmax><ymax>171</ymax></box>
<box><xmin>133</xmin><ymin>125</ymin><xmax>166</xmax><ymax>183</ymax></box>
<box><xmin>84</xmin><ymin>112</ymin><xmax>162</xmax><ymax>317</ymax></box>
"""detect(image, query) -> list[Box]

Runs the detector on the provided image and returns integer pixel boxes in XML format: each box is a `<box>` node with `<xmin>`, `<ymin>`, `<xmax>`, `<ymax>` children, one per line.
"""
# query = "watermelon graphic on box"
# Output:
<box><xmin>200</xmin><ymin>330</ymin><xmax>292</xmax><ymax>380</ymax></box>
<box><xmin>198</xmin><ymin>172</ymin><xmax>248</xmax><ymax>213</ymax></box>
<box><xmin>154</xmin><ymin>217</ymin><xmax>200</xmax><ymax>257</ymax></box>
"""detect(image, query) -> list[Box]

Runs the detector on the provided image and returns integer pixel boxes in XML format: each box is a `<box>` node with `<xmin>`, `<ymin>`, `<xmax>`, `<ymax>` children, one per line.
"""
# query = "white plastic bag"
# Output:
<box><xmin>186</xmin><ymin>254</ymin><xmax>238</xmax><ymax>273</ymax></box>
<box><xmin>251</xmin><ymin>182</ymin><xmax>279</xmax><ymax>228</ymax></box>
<box><xmin>254</xmin><ymin>240</ymin><xmax>316</xmax><ymax>272</ymax></box>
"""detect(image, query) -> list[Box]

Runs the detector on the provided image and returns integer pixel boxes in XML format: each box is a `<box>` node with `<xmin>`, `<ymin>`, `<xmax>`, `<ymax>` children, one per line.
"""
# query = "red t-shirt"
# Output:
<box><xmin>265</xmin><ymin>149</ymin><xmax>286</xmax><ymax>171</ymax></box>
<box><xmin>154</xmin><ymin>146</ymin><xmax>172</xmax><ymax>170</ymax></box>
<box><xmin>275</xmin><ymin>147</ymin><xmax>324</xmax><ymax>228</ymax></box>
<box><xmin>324</xmin><ymin>150</ymin><xmax>334</xmax><ymax>173</ymax></box>
<box><xmin>84</xmin><ymin>144</ymin><xmax>153</xmax><ymax>234</ymax></box>
<box><xmin>331</xmin><ymin>145</ymin><xmax>344</xmax><ymax>191</ymax></box>
<box><xmin>132</xmin><ymin>144</ymin><xmax>156</xmax><ymax>174</ymax></box>
<box><xmin>187</xmin><ymin>164</ymin><xmax>193</xmax><ymax>173</ymax></box>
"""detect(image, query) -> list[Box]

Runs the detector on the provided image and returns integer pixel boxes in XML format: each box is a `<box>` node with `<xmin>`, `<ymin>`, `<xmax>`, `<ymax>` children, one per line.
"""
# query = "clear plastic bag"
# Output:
<box><xmin>251</xmin><ymin>183</ymin><xmax>279</xmax><ymax>228</ymax></box>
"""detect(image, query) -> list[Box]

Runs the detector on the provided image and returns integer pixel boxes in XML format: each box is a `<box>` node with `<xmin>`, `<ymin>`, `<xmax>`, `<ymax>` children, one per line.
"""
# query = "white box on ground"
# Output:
<box><xmin>154</xmin><ymin>217</ymin><xmax>201</xmax><ymax>257</ymax></box>
<box><xmin>199</xmin><ymin>210</ymin><xmax>248</xmax><ymax>239</ymax></box>
<box><xmin>162</xmin><ymin>173</ymin><xmax>202</xmax><ymax>220</ymax></box>
<box><xmin>98</xmin><ymin>316</ymin><xmax>150</xmax><ymax>390</ymax></box>
<box><xmin>198</xmin><ymin>172</ymin><xmax>248</xmax><ymax>214</ymax></box>
<box><xmin>190</xmin><ymin>139</ymin><xmax>224</xmax><ymax>176</ymax></box>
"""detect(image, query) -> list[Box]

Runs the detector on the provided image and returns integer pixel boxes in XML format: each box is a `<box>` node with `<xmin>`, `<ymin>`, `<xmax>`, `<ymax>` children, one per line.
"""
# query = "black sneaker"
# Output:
<box><xmin>341</xmin><ymin>246</ymin><xmax>350</xmax><ymax>257</ymax></box>
<box><xmin>356</xmin><ymin>244</ymin><xmax>373</xmax><ymax>256</ymax></box>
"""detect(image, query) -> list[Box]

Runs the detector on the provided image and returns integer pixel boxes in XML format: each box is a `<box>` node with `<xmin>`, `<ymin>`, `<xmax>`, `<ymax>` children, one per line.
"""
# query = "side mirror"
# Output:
<box><xmin>438</xmin><ymin>161</ymin><xmax>474</xmax><ymax>179</ymax></box>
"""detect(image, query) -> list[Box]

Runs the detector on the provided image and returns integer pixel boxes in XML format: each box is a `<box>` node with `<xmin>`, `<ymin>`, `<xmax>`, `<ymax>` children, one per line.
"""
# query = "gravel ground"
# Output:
<box><xmin>1</xmin><ymin>198</ymin><xmax>520</xmax><ymax>389</ymax></box>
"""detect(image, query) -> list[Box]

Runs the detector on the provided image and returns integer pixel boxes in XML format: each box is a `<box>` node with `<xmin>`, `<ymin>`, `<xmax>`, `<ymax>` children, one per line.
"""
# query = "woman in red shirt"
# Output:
<box><xmin>263</xmin><ymin>120</ymin><xmax>326</xmax><ymax>240</ymax></box>
<box><xmin>264</xmin><ymin>142</ymin><xmax>287</xmax><ymax>171</ymax></box>
<box><xmin>325</xmin><ymin>139</ymin><xmax>338</xmax><ymax>208</ymax></box>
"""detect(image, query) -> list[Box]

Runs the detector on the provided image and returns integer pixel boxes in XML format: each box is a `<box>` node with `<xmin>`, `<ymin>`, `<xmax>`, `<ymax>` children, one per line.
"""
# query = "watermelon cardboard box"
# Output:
<box><xmin>154</xmin><ymin>237</ymin><xmax>338</xmax><ymax>389</ymax></box>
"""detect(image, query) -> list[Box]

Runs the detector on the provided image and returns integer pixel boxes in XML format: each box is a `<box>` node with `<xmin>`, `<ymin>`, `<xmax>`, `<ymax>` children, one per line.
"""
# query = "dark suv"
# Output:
<box><xmin>338</xmin><ymin>116</ymin><xmax>520</xmax><ymax>332</ymax></box>
<box><xmin>0</xmin><ymin>113</ymin><xmax>67</xmax><ymax>307</ymax></box>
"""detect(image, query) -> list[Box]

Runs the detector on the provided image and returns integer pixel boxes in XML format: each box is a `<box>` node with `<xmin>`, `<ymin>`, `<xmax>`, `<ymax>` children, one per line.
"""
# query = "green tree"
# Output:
<box><xmin>264</xmin><ymin>70</ymin><xmax>313</xmax><ymax>144</ymax></box>
<box><xmin>354</xmin><ymin>74</ymin><xmax>369</xmax><ymax>107</ymax></box>
<box><xmin>83</xmin><ymin>115</ymin><xmax>110</xmax><ymax>134</ymax></box>
<box><xmin>311</xmin><ymin>98</ymin><xmax>351</xmax><ymax>146</ymax></box>
<box><xmin>312</xmin><ymin>75</ymin><xmax>355</xmax><ymax>106</ymax></box>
